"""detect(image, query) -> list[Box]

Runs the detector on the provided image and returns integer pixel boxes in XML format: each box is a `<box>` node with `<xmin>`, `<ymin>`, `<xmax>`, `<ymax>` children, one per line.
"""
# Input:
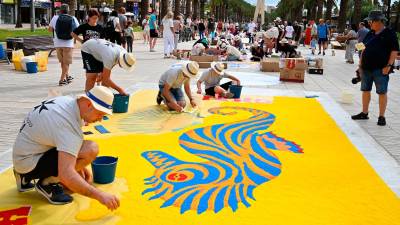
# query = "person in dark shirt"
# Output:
<box><xmin>198</xmin><ymin>19</ymin><xmax>206</xmax><ymax>39</ymax></box>
<box><xmin>351</xmin><ymin>10</ymin><xmax>399</xmax><ymax>126</ymax></box>
<box><xmin>207</xmin><ymin>17</ymin><xmax>216</xmax><ymax>39</ymax></box>
<box><xmin>72</xmin><ymin>9</ymin><xmax>104</xmax><ymax>43</ymax></box>
<box><xmin>250</xmin><ymin>43</ymin><xmax>264</xmax><ymax>61</ymax></box>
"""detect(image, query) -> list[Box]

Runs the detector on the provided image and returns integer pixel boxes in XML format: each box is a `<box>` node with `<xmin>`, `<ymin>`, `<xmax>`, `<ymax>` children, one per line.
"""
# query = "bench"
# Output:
<box><xmin>6</xmin><ymin>36</ymin><xmax>55</xmax><ymax>58</ymax></box>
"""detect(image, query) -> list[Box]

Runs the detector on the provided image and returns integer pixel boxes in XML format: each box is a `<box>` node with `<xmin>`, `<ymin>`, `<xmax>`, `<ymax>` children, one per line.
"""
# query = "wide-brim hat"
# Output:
<box><xmin>77</xmin><ymin>86</ymin><xmax>114</xmax><ymax>115</ymax></box>
<box><xmin>279</xmin><ymin>38</ymin><xmax>289</xmax><ymax>44</ymax></box>
<box><xmin>211</xmin><ymin>62</ymin><xmax>225</xmax><ymax>75</ymax></box>
<box><xmin>119</xmin><ymin>52</ymin><xmax>136</xmax><ymax>72</ymax></box>
<box><xmin>181</xmin><ymin>61</ymin><xmax>199</xmax><ymax>78</ymax></box>
<box><xmin>365</xmin><ymin>10</ymin><xmax>387</xmax><ymax>21</ymax></box>
<box><xmin>234</xmin><ymin>35</ymin><xmax>241</xmax><ymax>41</ymax></box>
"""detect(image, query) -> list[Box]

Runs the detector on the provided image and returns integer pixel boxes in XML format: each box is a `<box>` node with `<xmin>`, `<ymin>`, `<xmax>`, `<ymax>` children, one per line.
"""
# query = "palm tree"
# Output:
<box><xmin>353</xmin><ymin>0</ymin><xmax>362</xmax><ymax>24</ymax></box>
<box><xmin>338</xmin><ymin>0</ymin><xmax>349</xmax><ymax>32</ymax></box>
<box><xmin>193</xmin><ymin>0</ymin><xmax>199</xmax><ymax>19</ymax></box>
<box><xmin>316</xmin><ymin>0</ymin><xmax>323</xmax><ymax>20</ymax></box>
<box><xmin>200</xmin><ymin>0</ymin><xmax>205</xmax><ymax>19</ymax></box>
<box><xmin>66</xmin><ymin>0</ymin><xmax>76</xmax><ymax>16</ymax></box>
<box><xmin>15</xmin><ymin>0</ymin><xmax>22</xmax><ymax>28</ymax></box>
<box><xmin>186</xmin><ymin>0</ymin><xmax>192</xmax><ymax>17</ymax></box>
<box><xmin>174</xmin><ymin>0</ymin><xmax>181</xmax><ymax>18</ymax></box>
<box><xmin>140</xmin><ymin>0</ymin><xmax>149</xmax><ymax>21</ymax></box>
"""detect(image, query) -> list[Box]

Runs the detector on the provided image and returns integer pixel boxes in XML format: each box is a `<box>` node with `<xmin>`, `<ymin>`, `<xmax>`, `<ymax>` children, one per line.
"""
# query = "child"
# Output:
<box><xmin>125</xmin><ymin>21</ymin><xmax>134</xmax><ymax>53</ymax></box>
<box><xmin>310</xmin><ymin>36</ymin><xmax>317</xmax><ymax>55</ymax></box>
<box><xmin>197</xmin><ymin>62</ymin><xmax>240</xmax><ymax>98</ymax></box>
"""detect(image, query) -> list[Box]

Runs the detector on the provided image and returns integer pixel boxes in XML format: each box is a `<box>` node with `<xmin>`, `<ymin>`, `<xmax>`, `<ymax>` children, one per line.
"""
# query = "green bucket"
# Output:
<box><xmin>112</xmin><ymin>94</ymin><xmax>130</xmax><ymax>113</ymax></box>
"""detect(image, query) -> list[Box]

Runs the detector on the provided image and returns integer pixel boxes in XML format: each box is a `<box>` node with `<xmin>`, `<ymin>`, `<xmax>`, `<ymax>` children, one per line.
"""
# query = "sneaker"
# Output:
<box><xmin>156</xmin><ymin>91</ymin><xmax>163</xmax><ymax>105</ymax></box>
<box><xmin>13</xmin><ymin>169</ymin><xmax>34</xmax><ymax>192</ymax></box>
<box><xmin>351</xmin><ymin>112</ymin><xmax>369</xmax><ymax>120</ymax></box>
<box><xmin>150</xmin><ymin>49</ymin><xmax>156</xmax><ymax>52</ymax></box>
<box><xmin>377</xmin><ymin>116</ymin><xmax>386</xmax><ymax>126</ymax></box>
<box><xmin>323</xmin><ymin>51</ymin><xmax>325</xmax><ymax>56</ymax></box>
<box><xmin>58</xmin><ymin>79</ymin><xmax>68</xmax><ymax>86</ymax></box>
<box><xmin>35</xmin><ymin>181</ymin><xmax>73</xmax><ymax>205</ymax></box>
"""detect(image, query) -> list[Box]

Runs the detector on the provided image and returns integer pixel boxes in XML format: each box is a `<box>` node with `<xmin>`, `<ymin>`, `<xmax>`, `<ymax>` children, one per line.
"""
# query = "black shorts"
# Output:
<box><xmin>22</xmin><ymin>148</ymin><xmax>58</xmax><ymax>181</ymax></box>
<box><xmin>205</xmin><ymin>81</ymin><xmax>232</xmax><ymax>96</ymax></box>
<box><xmin>82</xmin><ymin>51</ymin><xmax>103</xmax><ymax>74</ymax></box>
<box><xmin>150</xmin><ymin>29</ymin><xmax>158</xmax><ymax>38</ymax></box>
<box><xmin>318</xmin><ymin>37</ymin><xmax>328</xmax><ymax>44</ymax></box>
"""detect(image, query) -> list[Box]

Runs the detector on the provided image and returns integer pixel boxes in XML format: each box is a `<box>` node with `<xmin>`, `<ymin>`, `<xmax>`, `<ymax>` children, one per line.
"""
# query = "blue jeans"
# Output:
<box><xmin>159</xmin><ymin>85</ymin><xmax>184</xmax><ymax>103</ymax></box>
<box><xmin>361</xmin><ymin>69</ymin><xmax>389</xmax><ymax>94</ymax></box>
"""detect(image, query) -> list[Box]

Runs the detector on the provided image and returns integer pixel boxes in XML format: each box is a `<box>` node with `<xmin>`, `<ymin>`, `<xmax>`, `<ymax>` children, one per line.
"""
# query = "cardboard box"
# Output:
<box><xmin>280</xmin><ymin>58</ymin><xmax>308</xmax><ymax>70</ymax></box>
<box><xmin>198</xmin><ymin>62</ymin><xmax>228</xmax><ymax>69</ymax></box>
<box><xmin>308</xmin><ymin>67</ymin><xmax>324</xmax><ymax>75</ymax></box>
<box><xmin>280</xmin><ymin>69</ymin><xmax>305</xmax><ymax>83</ymax></box>
<box><xmin>260</xmin><ymin>58</ymin><xmax>280</xmax><ymax>72</ymax></box>
<box><xmin>189</xmin><ymin>55</ymin><xmax>218</xmax><ymax>63</ymax></box>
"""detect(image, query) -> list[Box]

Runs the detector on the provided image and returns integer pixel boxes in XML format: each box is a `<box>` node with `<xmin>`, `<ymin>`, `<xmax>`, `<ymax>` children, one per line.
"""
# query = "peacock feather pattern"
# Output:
<box><xmin>142</xmin><ymin>107</ymin><xmax>303</xmax><ymax>214</ymax></box>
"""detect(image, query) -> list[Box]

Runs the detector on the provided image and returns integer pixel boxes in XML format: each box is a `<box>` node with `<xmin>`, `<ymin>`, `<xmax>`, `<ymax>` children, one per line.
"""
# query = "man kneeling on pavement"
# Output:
<box><xmin>197</xmin><ymin>62</ymin><xmax>240</xmax><ymax>98</ymax></box>
<box><xmin>157</xmin><ymin>61</ymin><xmax>199</xmax><ymax>112</ymax></box>
<box><xmin>13</xmin><ymin>86</ymin><xmax>120</xmax><ymax>210</ymax></box>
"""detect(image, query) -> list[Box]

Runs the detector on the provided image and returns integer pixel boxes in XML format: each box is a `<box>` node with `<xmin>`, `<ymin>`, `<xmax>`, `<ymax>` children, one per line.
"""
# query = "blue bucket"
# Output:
<box><xmin>0</xmin><ymin>45</ymin><xmax>5</xmax><ymax>59</ymax></box>
<box><xmin>91</xmin><ymin>156</ymin><xmax>118</xmax><ymax>184</ymax></box>
<box><xmin>112</xmin><ymin>94</ymin><xmax>130</xmax><ymax>113</ymax></box>
<box><xmin>229</xmin><ymin>85</ymin><xmax>243</xmax><ymax>99</ymax></box>
<box><xmin>26</xmin><ymin>62</ymin><xmax>38</xmax><ymax>74</ymax></box>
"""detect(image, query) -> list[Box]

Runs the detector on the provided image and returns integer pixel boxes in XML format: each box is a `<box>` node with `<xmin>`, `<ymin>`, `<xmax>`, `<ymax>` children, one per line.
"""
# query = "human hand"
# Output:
<box><xmin>174</xmin><ymin>104</ymin><xmax>184</xmax><ymax>112</ymax></box>
<box><xmin>190</xmin><ymin>99</ymin><xmax>197</xmax><ymax>108</ymax></box>
<box><xmin>119</xmin><ymin>90</ymin><xmax>129</xmax><ymax>96</ymax></box>
<box><xmin>197</xmin><ymin>89</ymin><xmax>202</xmax><ymax>94</ymax></box>
<box><xmin>382</xmin><ymin>66</ymin><xmax>391</xmax><ymax>75</ymax></box>
<box><xmin>97</xmin><ymin>192</ymin><xmax>120</xmax><ymax>211</ymax></box>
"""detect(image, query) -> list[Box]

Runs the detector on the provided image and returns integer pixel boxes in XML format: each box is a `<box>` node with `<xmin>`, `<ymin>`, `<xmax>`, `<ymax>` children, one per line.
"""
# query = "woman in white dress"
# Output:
<box><xmin>162</xmin><ymin>11</ymin><xmax>175</xmax><ymax>58</ymax></box>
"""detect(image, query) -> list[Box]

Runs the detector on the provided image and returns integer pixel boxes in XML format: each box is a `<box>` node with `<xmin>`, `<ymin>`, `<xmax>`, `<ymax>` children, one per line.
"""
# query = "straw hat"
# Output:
<box><xmin>219</xmin><ymin>41</ymin><xmax>228</xmax><ymax>50</ymax></box>
<box><xmin>279</xmin><ymin>38</ymin><xmax>289</xmax><ymax>44</ymax></box>
<box><xmin>78</xmin><ymin>86</ymin><xmax>114</xmax><ymax>115</ymax></box>
<box><xmin>211</xmin><ymin>62</ymin><xmax>225</xmax><ymax>75</ymax></box>
<box><xmin>119</xmin><ymin>52</ymin><xmax>136</xmax><ymax>72</ymax></box>
<box><xmin>234</xmin><ymin>35</ymin><xmax>241</xmax><ymax>41</ymax></box>
<box><xmin>181</xmin><ymin>61</ymin><xmax>200</xmax><ymax>78</ymax></box>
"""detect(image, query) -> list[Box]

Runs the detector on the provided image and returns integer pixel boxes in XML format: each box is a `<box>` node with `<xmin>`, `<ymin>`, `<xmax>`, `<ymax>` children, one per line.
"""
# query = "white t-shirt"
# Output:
<box><xmin>226</xmin><ymin>45</ymin><xmax>242</xmax><ymax>58</ymax></box>
<box><xmin>199</xmin><ymin>69</ymin><xmax>228</xmax><ymax>89</ymax></box>
<box><xmin>159</xmin><ymin>67</ymin><xmax>189</xmax><ymax>88</ymax></box>
<box><xmin>285</xmin><ymin>26</ymin><xmax>294</xmax><ymax>38</ymax></box>
<box><xmin>248</xmin><ymin>22</ymin><xmax>256</xmax><ymax>33</ymax></box>
<box><xmin>81</xmin><ymin>39</ymin><xmax>126</xmax><ymax>70</ymax></box>
<box><xmin>13</xmin><ymin>96</ymin><xmax>84</xmax><ymax>174</ymax></box>
<box><xmin>49</xmin><ymin>15</ymin><xmax>79</xmax><ymax>48</ymax></box>
<box><xmin>162</xmin><ymin>18</ymin><xmax>174</xmax><ymax>37</ymax></box>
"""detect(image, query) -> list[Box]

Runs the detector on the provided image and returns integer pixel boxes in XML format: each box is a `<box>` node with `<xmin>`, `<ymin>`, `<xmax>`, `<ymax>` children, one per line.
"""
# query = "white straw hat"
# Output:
<box><xmin>78</xmin><ymin>86</ymin><xmax>114</xmax><ymax>115</ymax></box>
<box><xmin>211</xmin><ymin>62</ymin><xmax>225</xmax><ymax>75</ymax></box>
<box><xmin>279</xmin><ymin>38</ymin><xmax>289</xmax><ymax>44</ymax></box>
<box><xmin>181</xmin><ymin>61</ymin><xmax>200</xmax><ymax>78</ymax></box>
<box><xmin>119</xmin><ymin>52</ymin><xmax>136</xmax><ymax>72</ymax></box>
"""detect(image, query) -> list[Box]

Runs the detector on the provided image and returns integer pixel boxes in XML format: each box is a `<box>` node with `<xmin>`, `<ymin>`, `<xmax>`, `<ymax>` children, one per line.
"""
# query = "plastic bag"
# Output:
<box><xmin>12</xmin><ymin>50</ymin><xmax>24</xmax><ymax>71</ymax></box>
<box><xmin>35</xmin><ymin>51</ymin><xmax>49</xmax><ymax>72</ymax></box>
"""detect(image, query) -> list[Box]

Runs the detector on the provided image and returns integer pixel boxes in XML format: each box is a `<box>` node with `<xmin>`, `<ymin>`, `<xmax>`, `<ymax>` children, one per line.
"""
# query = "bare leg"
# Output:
<box><xmin>75</xmin><ymin>140</ymin><xmax>99</xmax><ymax>172</ymax></box>
<box><xmin>60</xmin><ymin>63</ymin><xmax>69</xmax><ymax>81</ymax></box>
<box><xmin>214</xmin><ymin>86</ymin><xmax>227</xmax><ymax>95</ymax></box>
<box><xmin>362</xmin><ymin>91</ymin><xmax>371</xmax><ymax>113</ymax></box>
<box><xmin>85</xmin><ymin>73</ymin><xmax>98</xmax><ymax>92</ymax></box>
<box><xmin>378</xmin><ymin>94</ymin><xmax>387</xmax><ymax>117</ymax></box>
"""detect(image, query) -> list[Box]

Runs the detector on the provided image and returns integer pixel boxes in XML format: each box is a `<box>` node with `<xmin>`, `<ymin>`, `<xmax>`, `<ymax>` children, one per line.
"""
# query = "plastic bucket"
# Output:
<box><xmin>26</xmin><ymin>62</ymin><xmax>38</xmax><ymax>73</ymax></box>
<box><xmin>91</xmin><ymin>156</ymin><xmax>118</xmax><ymax>184</ymax></box>
<box><xmin>229</xmin><ymin>85</ymin><xmax>243</xmax><ymax>99</ymax></box>
<box><xmin>112</xmin><ymin>94</ymin><xmax>130</xmax><ymax>113</ymax></box>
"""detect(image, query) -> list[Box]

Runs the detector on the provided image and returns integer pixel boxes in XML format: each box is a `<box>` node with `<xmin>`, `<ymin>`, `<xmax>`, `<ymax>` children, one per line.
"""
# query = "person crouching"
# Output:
<box><xmin>156</xmin><ymin>61</ymin><xmax>199</xmax><ymax>112</ymax></box>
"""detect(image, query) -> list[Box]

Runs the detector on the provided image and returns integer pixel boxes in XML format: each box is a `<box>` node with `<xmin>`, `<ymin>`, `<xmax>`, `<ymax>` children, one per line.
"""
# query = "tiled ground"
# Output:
<box><xmin>0</xmin><ymin>39</ymin><xmax>399</xmax><ymax>173</ymax></box>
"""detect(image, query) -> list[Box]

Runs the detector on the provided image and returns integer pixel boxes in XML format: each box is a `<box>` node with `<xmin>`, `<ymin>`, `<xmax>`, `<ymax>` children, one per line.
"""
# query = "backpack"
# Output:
<box><xmin>105</xmin><ymin>17</ymin><xmax>116</xmax><ymax>38</ymax></box>
<box><xmin>55</xmin><ymin>14</ymin><xmax>76</xmax><ymax>40</ymax></box>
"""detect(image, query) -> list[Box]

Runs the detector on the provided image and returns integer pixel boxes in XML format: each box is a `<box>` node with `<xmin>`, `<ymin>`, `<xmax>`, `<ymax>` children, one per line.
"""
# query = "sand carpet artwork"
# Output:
<box><xmin>0</xmin><ymin>90</ymin><xmax>399</xmax><ymax>225</ymax></box>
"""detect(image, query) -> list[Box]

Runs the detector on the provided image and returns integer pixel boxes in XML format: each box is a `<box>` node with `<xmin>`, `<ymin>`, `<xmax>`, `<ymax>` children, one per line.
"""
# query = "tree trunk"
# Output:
<box><xmin>310</xmin><ymin>4</ymin><xmax>317</xmax><ymax>21</ymax></box>
<box><xmin>316</xmin><ymin>0</ymin><xmax>323</xmax><ymax>20</ymax></box>
<box><xmin>186</xmin><ymin>0</ymin><xmax>192</xmax><ymax>17</ymax></box>
<box><xmin>174</xmin><ymin>0</ymin><xmax>181</xmax><ymax>18</ymax></box>
<box><xmin>325</xmin><ymin>0</ymin><xmax>333</xmax><ymax>20</ymax></box>
<box><xmin>338</xmin><ymin>0</ymin><xmax>349</xmax><ymax>32</ymax></box>
<box><xmin>67</xmin><ymin>0</ymin><xmax>76</xmax><ymax>17</ymax></box>
<box><xmin>193</xmin><ymin>0</ymin><xmax>199</xmax><ymax>19</ymax></box>
<box><xmin>141</xmin><ymin>0</ymin><xmax>149</xmax><ymax>21</ymax></box>
<box><xmin>353</xmin><ymin>0</ymin><xmax>362</xmax><ymax>25</ymax></box>
<box><xmin>200</xmin><ymin>0</ymin><xmax>205</xmax><ymax>19</ymax></box>
<box><xmin>15</xmin><ymin>0</ymin><xmax>22</xmax><ymax>28</ymax></box>
<box><xmin>161</xmin><ymin>0</ymin><xmax>169</xmax><ymax>19</ymax></box>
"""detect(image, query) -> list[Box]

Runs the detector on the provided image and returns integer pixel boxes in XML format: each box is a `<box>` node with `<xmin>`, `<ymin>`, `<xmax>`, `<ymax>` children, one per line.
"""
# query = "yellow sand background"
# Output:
<box><xmin>0</xmin><ymin>90</ymin><xmax>399</xmax><ymax>225</ymax></box>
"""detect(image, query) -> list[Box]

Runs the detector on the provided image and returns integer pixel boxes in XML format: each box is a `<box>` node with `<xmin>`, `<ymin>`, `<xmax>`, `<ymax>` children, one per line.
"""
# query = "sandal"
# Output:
<box><xmin>58</xmin><ymin>79</ymin><xmax>68</xmax><ymax>86</ymax></box>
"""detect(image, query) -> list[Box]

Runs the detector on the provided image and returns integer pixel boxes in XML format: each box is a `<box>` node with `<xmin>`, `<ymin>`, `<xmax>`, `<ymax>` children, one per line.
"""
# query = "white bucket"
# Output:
<box><xmin>341</xmin><ymin>90</ymin><xmax>354</xmax><ymax>104</ymax></box>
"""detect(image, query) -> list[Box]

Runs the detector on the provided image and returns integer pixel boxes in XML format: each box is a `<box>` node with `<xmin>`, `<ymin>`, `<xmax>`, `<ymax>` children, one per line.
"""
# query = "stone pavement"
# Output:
<box><xmin>0</xmin><ymin>39</ymin><xmax>399</xmax><ymax>172</ymax></box>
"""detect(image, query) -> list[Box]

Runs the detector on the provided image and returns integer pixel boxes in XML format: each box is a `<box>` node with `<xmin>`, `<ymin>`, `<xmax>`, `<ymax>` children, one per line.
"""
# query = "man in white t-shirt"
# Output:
<box><xmin>285</xmin><ymin>22</ymin><xmax>294</xmax><ymax>40</ymax></box>
<box><xmin>48</xmin><ymin>4</ymin><xmax>79</xmax><ymax>86</ymax></box>
<box><xmin>13</xmin><ymin>86</ymin><xmax>120</xmax><ymax>210</ymax></box>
